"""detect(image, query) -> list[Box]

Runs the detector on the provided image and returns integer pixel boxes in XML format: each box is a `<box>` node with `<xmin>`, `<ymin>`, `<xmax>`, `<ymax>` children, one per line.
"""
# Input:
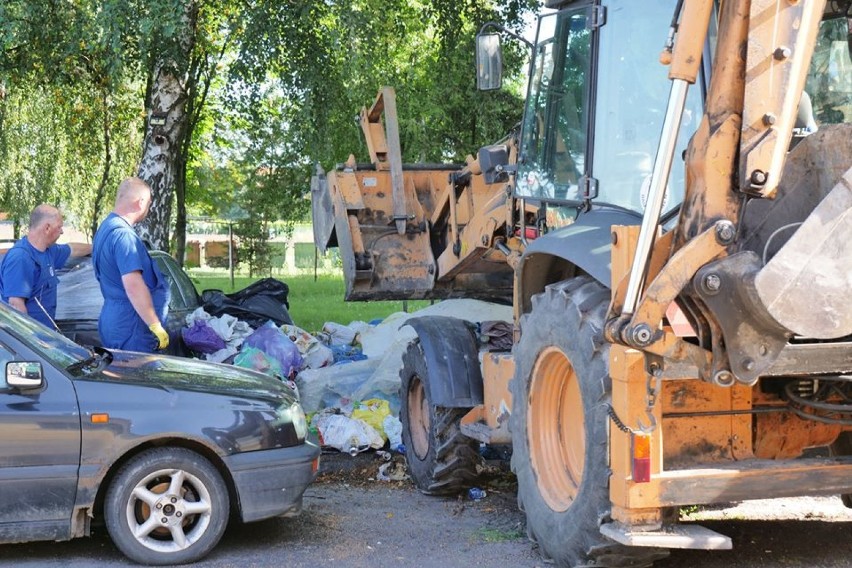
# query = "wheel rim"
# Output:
<box><xmin>408</xmin><ymin>375</ymin><xmax>431</xmax><ymax>460</ymax></box>
<box><xmin>528</xmin><ymin>346</ymin><xmax>585</xmax><ymax>512</ymax></box>
<box><xmin>125</xmin><ymin>467</ymin><xmax>214</xmax><ymax>553</ymax></box>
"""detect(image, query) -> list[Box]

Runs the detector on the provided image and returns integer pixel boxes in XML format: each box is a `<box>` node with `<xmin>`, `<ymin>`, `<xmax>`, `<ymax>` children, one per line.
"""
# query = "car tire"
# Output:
<box><xmin>104</xmin><ymin>447</ymin><xmax>229</xmax><ymax>566</ymax></box>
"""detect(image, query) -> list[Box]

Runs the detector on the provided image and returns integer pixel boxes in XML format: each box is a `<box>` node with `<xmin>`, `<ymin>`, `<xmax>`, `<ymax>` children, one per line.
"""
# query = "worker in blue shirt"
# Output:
<box><xmin>0</xmin><ymin>204</ymin><xmax>92</xmax><ymax>328</ymax></box>
<box><xmin>92</xmin><ymin>177</ymin><xmax>170</xmax><ymax>352</ymax></box>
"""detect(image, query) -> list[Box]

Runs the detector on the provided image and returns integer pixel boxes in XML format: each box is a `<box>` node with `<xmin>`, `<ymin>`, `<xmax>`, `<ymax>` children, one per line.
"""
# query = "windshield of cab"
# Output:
<box><xmin>0</xmin><ymin>303</ymin><xmax>91</xmax><ymax>368</ymax></box>
<box><xmin>516</xmin><ymin>9</ymin><xmax>590</xmax><ymax>203</ymax></box>
<box><xmin>593</xmin><ymin>2</ymin><xmax>704</xmax><ymax>212</ymax></box>
<box><xmin>516</xmin><ymin>2</ymin><xmax>705</xmax><ymax>214</ymax></box>
<box><xmin>805</xmin><ymin>15</ymin><xmax>852</xmax><ymax>126</ymax></box>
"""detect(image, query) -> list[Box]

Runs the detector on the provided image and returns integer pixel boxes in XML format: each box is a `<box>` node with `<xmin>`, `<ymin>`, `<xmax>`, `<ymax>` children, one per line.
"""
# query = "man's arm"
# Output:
<box><xmin>121</xmin><ymin>271</ymin><xmax>159</xmax><ymax>326</ymax></box>
<box><xmin>122</xmin><ymin>270</ymin><xmax>169</xmax><ymax>350</ymax></box>
<box><xmin>7</xmin><ymin>297</ymin><xmax>27</xmax><ymax>313</ymax></box>
<box><xmin>69</xmin><ymin>243</ymin><xmax>92</xmax><ymax>257</ymax></box>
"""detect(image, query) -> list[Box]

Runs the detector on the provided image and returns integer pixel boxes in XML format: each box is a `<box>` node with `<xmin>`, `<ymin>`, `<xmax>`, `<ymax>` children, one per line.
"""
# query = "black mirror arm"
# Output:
<box><xmin>477</xmin><ymin>22</ymin><xmax>534</xmax><ymax>50</ymax></box>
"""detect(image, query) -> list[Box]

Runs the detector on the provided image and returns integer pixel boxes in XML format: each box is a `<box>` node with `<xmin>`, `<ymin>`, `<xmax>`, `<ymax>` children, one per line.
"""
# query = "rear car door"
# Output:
<box><xmin>0</xmin><ymin>327</ymin><xmax>81</xmax><ymax>541</ymax></box>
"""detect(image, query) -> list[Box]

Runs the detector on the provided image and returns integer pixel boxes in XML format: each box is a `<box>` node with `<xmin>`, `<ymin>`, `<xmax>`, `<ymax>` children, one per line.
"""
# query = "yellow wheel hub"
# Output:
<box><xmin>528</xmin><ymin>346</ymin><xmax>585</xmax><ymax>512</ymax></box>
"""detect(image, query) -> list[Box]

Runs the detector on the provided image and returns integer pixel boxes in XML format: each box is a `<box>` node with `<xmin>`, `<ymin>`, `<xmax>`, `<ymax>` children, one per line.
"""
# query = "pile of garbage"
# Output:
<box><xmin>181</xmin><ymin>279</ymin><xmax>513</xmax><ymax>463</ymax></box>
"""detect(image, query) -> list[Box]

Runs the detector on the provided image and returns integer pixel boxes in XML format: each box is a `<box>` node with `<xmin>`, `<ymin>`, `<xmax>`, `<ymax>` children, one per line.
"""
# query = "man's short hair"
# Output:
<box><xmin>116</xmin><ymin>177</ymin><xmax>152</xmax><ymax>205</ymax></box>
<box><xmin>29</xmin><ymin>204</ymin><xmax>60</xmax><ymax>229</ymax></box>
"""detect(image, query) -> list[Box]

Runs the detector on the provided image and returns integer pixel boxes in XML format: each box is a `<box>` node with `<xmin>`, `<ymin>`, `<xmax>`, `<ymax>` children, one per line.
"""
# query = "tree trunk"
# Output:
<box><xmin>174</xmin><ymin>151</ymin><xmax>187</xmax><ymax>265</ymax></box>
<box><xmin>136</xmin><ymin>1</ymin><xmax>198</xmax><ymax>251</ymax></box>
<box><xmin>90</xmin><ymin>88</ymin><xmax>112</xmax><ymax>240</ymax></box>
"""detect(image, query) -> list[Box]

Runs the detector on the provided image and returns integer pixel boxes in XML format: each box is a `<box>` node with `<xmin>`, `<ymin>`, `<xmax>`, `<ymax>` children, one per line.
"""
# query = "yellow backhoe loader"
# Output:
<box><xmin>312</xmin><ymin>0</ymin><xmax>852</xmax><ymax>565</ymax></box>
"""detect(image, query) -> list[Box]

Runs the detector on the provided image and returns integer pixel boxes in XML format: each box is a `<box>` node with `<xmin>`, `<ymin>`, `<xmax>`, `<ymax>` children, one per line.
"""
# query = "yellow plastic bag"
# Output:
<box><xmin>351</xmin><ymin>398</ymin><xmax>391</xmax><ymax>441</ymax></box>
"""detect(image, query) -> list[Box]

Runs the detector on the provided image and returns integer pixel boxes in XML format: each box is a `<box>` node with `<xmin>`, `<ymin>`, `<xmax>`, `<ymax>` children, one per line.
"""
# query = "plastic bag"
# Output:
<box><xmin>281</xmin><ymin>324</ymin><xmax>317</xmax><ymax>353</ymax></box>
<box><xmin>243</xmin><ymin>321</ymin><xmax>303</xmax><ymax>377</ymax></box>
<box><xmin>322</xmin><ymin>322</ymin><xmax>360</xmax><ymax>346</ymax></box>
<box><xmin>281</xmin><ymin>324</ymin><xmax>334</xmax><ymax>370</ymax></box>
<box><xmin>312</xmin><ymin>412</ymin><xmax>384</xmax><ymax>454</ymax></box>
<box><xmin>331</xmin><ymin>343</ymin><xmax>367</xmax><ymax>364</ymax></box>
<box><xmin>233</xmin><ymin>346</ymin><xmax>282</xmax><ymax>376</ymax></box>
<box><xmin>296</xmin><ymin>358</ymin><xmax>398</xmax><ymax>414</ymax></box>
<box><xmin>351</xmin><ymin>399</ymin><xmax>391</xmax><ymax>441</ymax></box>
<box><xmin>201</xmin><ymin>278</ymin><xmax>292</xmax><ymax>329</ymax></box>
<box><xmin>383</xmin><ymin>415</ymin><xmax>403</xmax><ymax>452</ymax></box>
<box><xmin>181</xmin><ymin>320</ymin><xmax>226</xmax><ymax>354</ymax></box>
<box><xmin>302</xmin><ymin>342</ymin><xmax>334</xmax><ymax>370</ymax></box>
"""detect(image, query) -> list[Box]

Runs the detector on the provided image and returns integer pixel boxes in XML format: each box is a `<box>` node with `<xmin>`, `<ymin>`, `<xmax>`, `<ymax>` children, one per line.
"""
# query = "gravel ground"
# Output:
<box><xmin>1</xmin><ymin>450</ymin><xmax>852</xmax><ymax>567</ymax></box>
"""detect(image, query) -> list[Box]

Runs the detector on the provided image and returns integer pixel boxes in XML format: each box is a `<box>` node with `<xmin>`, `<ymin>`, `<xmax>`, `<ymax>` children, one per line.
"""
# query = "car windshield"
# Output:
<box><xmin>0</xmin><ymin>303</ymin><xmax>91</xmax><ymax>367</ymax></box>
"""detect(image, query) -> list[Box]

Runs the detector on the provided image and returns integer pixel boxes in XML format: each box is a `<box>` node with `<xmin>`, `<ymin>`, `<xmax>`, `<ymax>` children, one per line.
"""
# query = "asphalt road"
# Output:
<box><xmin>1</xmin><ymin>452</ymin><xmax>852</xmax><ymax>567</ymax></box>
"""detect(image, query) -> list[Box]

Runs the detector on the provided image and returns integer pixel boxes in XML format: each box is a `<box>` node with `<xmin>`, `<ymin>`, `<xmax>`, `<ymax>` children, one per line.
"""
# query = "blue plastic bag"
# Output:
<box><xmin>243</xmin><ymin>321</ymin><xmax>303</xmax><ymax>378</ymax></box>
<box><xmin>331</xmin><ymin>344</ymin><xmax>367</xmax><ymax>364</ymax></box>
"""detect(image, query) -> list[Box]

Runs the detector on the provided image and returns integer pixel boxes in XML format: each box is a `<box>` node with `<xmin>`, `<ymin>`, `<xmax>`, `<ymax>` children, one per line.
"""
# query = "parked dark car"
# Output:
<box><xmin>55</xmin><ymin>251</ymin><xmax>201</xmax><ymax>356</ymax></box>
<box><xmin>0</xmin><ymin>301</ymin><xmax>319</xmax><ymax>565</ymax></box>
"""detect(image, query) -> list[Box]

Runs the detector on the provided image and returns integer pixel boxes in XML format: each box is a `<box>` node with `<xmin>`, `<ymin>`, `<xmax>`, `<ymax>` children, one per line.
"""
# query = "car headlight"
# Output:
<box><xmin>290</xmin><ymin>402</ymin><xmax>307</xmax><ymax>441</ymax></box>
<box><xmin>276</xmin><ymin>402</ymin><xmax>307</xmax><ymax>442</ymax></box>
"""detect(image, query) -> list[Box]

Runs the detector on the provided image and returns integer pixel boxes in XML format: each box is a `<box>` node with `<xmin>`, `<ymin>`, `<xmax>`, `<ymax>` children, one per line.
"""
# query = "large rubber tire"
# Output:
<box><xmin>510</xmin><ymin>277</ymin><xmax>668</xmax><ymax>567</ymax></box>
<box><xmin>399</xmin><ymin>339</ymin><xmax>481</xmax><ymax>495</ymax></box>
<box><xmin>104</xmin><ymin>447</ymin><xmax>230</xmax><ymax>566</ymax></box>
<box><xmin>829</xmin><ymin>432</ymin><xmax>852</xmax><ymax>508</ymax></box>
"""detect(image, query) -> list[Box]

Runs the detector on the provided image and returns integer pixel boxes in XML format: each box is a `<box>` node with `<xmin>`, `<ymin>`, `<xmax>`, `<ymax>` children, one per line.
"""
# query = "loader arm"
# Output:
<box><xmin>608</xmin><ymin>0</ymin><xmax>852</xmax><ymax>385</ymax></box>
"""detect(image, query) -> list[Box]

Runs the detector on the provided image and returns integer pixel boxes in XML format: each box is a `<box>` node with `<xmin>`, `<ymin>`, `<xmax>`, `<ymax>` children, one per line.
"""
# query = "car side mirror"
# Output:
<box><xmin>475</xmin><ymin>33</ymin><xmax>503</xmax><ymax>91</ymax></box>
<box><xmin>6</xmin><ymin>361</ymin><xmax>44</xmax><ymax>390</ymax></box>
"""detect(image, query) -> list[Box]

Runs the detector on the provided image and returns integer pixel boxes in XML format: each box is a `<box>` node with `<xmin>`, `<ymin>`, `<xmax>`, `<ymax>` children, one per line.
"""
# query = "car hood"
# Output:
<box><xmin>88</xmin><ymin>350</ymin><xmax>298</xmax><ymax>406</ymax></box>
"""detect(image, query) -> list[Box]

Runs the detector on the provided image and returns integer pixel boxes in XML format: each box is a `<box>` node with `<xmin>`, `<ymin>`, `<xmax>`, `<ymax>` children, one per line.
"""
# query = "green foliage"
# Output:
<box><xmin>3</xmin><ymin>0</ymin><xmax>539</xmax><ymax>244</ymax></box>
<box><xmin>235</xmin><ymin>215</ymin><xmax>272</xmax><ymax>277</ymax></box>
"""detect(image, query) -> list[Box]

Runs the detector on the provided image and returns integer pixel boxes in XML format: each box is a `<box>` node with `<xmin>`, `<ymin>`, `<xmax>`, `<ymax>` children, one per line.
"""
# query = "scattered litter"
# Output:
<box><xmin>312</xmin><ymin>411</ymin><xmax>384</xmax><ymax>455</ymax></box>
<box><xmin>468</xmin><ymin>487</ymin><xmax>487</xmax><ymax>501</ymax></box>
<box><xmin>478</xmin><ymin>321</ymin><xmax>514</xmax><ymax>351</ymax></box>
<box><xmin>383</xmin><ymin>415</ymin><xmax>403</xmax><ymax>452</ymax></box>
<box><xmin>377</xmin><ymin>458</ymin><xmax>409</xmax><ymax>482</ymax></box>
<box><xmin>322</xmin><ymin>321</ymin><xmax>361</xmax><ymax>346</ymax></box>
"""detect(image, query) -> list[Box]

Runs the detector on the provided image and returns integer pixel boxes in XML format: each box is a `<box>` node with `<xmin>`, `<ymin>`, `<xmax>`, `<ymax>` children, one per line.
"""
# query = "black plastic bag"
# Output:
<box><xmin>201</xmin><ymin>278</ymin><xmax>293</xmax><ymax>329</ymax></box>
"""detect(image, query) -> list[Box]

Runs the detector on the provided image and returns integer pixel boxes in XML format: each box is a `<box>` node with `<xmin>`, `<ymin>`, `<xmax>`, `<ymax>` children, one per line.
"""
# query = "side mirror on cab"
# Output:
<box><xmin>475</xmin><ymin>33</ymin><xmax>503</xmax><ymax>91</ymax></box>
<box><xmin>7</xmin><ymin>361</ymin><xmax>44</xmax><ymax>390</ymax></box>
<box><xmin>478</xmin><ymin>144</ymin><xmax>511</xmax><ymax>184</ymax></box>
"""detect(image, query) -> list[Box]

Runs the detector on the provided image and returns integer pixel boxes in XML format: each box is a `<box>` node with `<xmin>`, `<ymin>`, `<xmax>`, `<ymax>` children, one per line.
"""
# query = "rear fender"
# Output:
<box><xmin>404</xmin><ymin>316</ymin><xmax>484</xmax><ymax>408</ymax></box>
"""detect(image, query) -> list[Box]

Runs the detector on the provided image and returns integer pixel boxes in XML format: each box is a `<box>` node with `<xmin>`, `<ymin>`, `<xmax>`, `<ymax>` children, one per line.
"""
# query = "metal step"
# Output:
<box><xmin>600</xmin><ymin>522</ymin><xmax>732</xmax><ymax>550</ymax></box>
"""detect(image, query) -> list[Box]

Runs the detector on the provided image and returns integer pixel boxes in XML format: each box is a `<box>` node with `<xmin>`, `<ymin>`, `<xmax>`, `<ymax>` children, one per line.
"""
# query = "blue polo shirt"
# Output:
<box><xmin>92</xmin><ymin>213</ymin><xmax>169</xmax><ymax>352</ymax></box>
<box><xmin>0</xmin><ymin>237</ymin><xmax>72</xmax><ymax>328</ymax></box>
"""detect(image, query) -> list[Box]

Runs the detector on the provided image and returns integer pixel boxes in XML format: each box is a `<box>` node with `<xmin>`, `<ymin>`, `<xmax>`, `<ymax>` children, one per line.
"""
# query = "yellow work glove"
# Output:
<box><xmin>149</xmin><ymin>321</ymin><xmax>170</xmax><ymax>350</ymax></box>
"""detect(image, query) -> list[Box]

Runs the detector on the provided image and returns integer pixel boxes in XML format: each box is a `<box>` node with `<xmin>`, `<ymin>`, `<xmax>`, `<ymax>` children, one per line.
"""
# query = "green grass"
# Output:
<box><xmin>189</xmin><ymin>272</ymin><xmax>428</xmax><ymax>333</ymax></box>
<box><xmin>473</xmin><ymin>526</ymin><xmax>525</xmax><ymax>543</ymax></box>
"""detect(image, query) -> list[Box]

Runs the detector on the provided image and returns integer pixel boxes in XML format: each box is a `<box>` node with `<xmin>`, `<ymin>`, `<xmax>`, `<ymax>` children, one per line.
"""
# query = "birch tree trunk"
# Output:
<box><xmin>136</xmin><ymin>1</ymin><xmax>198</xmax><ymax>251</ymax></box>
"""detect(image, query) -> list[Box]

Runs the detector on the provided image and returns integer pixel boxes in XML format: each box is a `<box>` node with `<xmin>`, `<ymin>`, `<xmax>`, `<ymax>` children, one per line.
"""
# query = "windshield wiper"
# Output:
<box><xmin>66</xmin><ymin>346</ymin><xmax>113</xmax><ymax>375</ymax></box>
